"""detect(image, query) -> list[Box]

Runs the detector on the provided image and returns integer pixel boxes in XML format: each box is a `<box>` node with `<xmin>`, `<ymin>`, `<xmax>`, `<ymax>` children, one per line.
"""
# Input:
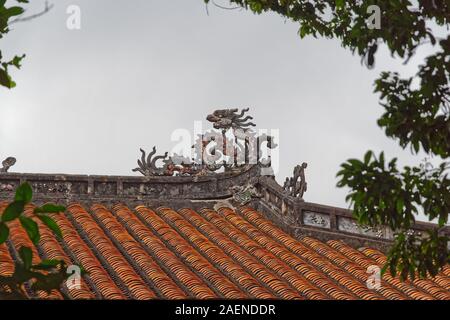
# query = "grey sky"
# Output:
<box><xmin>0</xmin><ymin>0</ymin><xmax>439</xmax><ymax>214</ymax></box>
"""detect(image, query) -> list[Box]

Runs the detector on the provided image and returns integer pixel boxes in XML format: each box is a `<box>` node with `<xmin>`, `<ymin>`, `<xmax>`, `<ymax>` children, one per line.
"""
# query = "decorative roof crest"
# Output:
<box><xmin>133</xmin><ymin>108</ymin><xmax>276</xmax><ymax>177</ymax></box>
<box><xmin>283</xmin><ymin>162</ymin><xmax>308</xmax><ymax>199</ymax></box>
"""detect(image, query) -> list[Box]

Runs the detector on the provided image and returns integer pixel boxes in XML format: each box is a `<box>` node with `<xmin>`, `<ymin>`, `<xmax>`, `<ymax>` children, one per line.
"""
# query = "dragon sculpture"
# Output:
<box><xmin>206</xmin><ymin>108</ymin><xmax>256</xmax><ymax>131</ymax></box>
<box><xmin>132</xmin><ymin>147</ymin><xmax>203</xmax><ymax>176</ymax></box>
<box><xmin>133</xmin><ymin>108</ymin><xmax>277</xmax><ymax>177</ymax></box>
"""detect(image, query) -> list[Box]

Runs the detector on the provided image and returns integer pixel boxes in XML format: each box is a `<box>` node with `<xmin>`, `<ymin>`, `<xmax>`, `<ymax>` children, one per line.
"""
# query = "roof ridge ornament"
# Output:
<box><xmin>133</xmin><ymin>108</ymin><xmax>277</xmax><ymax>177</ymax></box>
<box><xmin>132</xmin><ymin>147</ymin><xmax>205</xmax><ymax>177</ymax></box>
<box><xmin>0</xmin><ymin>157</ymin><xmax>16</xmax><ymax>173</ymax></box>
<box><xmin>283</xmin><ymin>162</ymin><xmax>308</xmax><ymax>199</ymax></box>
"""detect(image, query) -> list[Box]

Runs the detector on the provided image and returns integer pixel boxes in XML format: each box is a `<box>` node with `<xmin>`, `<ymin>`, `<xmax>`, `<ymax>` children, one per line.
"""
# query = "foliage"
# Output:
<box><xmin>205</xmin><ymin>0</ymin><xmax>450</xmax><ymax>280</ymax></box>
<box><xmin>383</xmin><ymin>229</ymin><xmax>449</xmax><ymax>281</ymax></box>
<box><xmin>0</xmin><ymin>0</ymin><xmax>28</xmax><ymax>89</ymax></box>
<box><xmin>0</xmin><ymin>182</ymin><xmax>71</xmax><ymax>299</ymax></box>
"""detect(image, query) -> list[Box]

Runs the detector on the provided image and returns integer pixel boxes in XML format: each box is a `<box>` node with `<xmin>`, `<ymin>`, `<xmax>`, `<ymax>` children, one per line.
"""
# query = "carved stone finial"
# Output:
<box><xmin>284</xmin><ymin>162</ymin><xmax>308</xmax><ymax>199</ymax></box>
<box><xmin>0</xmin><ymin>157</ymin><xmax>16</xmax><ymax>173</ymax></box>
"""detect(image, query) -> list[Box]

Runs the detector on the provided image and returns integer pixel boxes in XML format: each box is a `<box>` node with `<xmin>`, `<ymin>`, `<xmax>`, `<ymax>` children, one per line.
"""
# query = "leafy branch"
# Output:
<box><xmin>0</xmin><ymin>182</ymin><xmax>71</xmax><ymax>299</ymax></box>
<box><xmin>9</xmin><ymin>1</ymin><xmax>53</xmax><ymax>25</ymax></box>
<box><xmin>337</xmin><ymin>152</ymin><xmax>449</xmax><ymax>280</ymax></box>
<box><xmin>0</xmin><ymin>0</ymin><xmax>53</xmax><ymax>89</ymax></box>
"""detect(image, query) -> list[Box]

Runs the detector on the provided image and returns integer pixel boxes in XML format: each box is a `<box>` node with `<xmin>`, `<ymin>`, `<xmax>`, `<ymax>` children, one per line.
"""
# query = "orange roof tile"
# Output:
<box><xmin>1</xmin><ymin>202</ymin><xmax>449</xmax><ymax>300</ymax></box>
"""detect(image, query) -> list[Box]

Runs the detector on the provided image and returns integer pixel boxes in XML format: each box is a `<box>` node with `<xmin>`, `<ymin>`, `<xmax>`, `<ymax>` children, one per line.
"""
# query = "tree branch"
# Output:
<box><xmin>9</xmin><ymin>1</ymin><xmax>54</xmax><ymax>25</ymax></box>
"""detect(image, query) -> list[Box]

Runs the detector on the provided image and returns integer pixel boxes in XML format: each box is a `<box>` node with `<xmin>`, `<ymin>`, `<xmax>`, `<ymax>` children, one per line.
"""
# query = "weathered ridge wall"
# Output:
<box><xmin>1</xmin><ymin>166</ymin><xmax>448</xmax><ymax>252</ymax></box>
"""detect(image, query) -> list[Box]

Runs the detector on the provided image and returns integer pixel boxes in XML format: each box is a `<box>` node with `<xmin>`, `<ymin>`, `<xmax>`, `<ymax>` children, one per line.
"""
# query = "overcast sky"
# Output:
<box><xmin>0</xmin><ymin>0</ymin><xmax>441</xmax><ymax>214</ymax></box>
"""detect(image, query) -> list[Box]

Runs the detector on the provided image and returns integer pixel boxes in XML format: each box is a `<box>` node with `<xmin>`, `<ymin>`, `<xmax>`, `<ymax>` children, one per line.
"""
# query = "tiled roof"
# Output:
<box><xmin>1</xmin><ymin>202</ymin><xmax>449</xmax><ymax>300</ymax></box>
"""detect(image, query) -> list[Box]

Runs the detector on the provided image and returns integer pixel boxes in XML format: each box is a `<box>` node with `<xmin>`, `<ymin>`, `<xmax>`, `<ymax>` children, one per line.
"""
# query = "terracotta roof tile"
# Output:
<box><xmin>0</xmin><ymin>243</ymin><xmax>14</xmax><ymax>277</ymax></box>
<box><xmin>0</xmin><ymin>202</ymin><xmax>449</xmax><ymax>300</ymax></box>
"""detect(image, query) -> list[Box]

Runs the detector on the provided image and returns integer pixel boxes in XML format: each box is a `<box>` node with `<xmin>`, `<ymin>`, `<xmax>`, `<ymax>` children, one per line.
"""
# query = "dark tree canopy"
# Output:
<box><xmin>204</xmin><ymin>0</ymin><xmax>450</xmax><ymax>281</ymax></box>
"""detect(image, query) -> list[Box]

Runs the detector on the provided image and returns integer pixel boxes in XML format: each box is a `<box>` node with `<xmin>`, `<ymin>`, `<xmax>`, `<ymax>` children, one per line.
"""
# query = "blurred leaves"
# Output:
<box><xmin>0</xmin><ymin>183</ymin><xmax>66</xmax><ymax>246</ymax></box>
<box><xmin>0</xmin><ymin>182</ymin><xmax>72</xmax><ymax>299</ymax></box>
<box><xmin>337</xmin><ymin>152</ymin><xmax>450</xmax><ymax>230</ymax></box>
<box><xmin>1</xmin><ymin>247</ymin><xmax>69</xmax><ymax>299</ymax></box>
<box><xmin>0</xmin><ymin>222</ymin><xmax>9</xmax><ymax>243</ymax></box>
<box><xmin>19</xmin><ymin>215</ymin><xmax>39</xmax><ymax>244</ymax></box>
<box><xmin>375</xmin><ymin>37</ymin><xmax>450</xmax><ymax>158</ymax></box>
<box><xmin>338</xmin><ymin>152</ymin><xmax>450</xmax><ymax>280</ymax></box>
<box><xmin>18</xmin><ymin>246</ymin><xmax>32</xmax><ymax>270</ymax></box>
<box><xmin>34</xmin><ymin>204</ymin><xmax>65</xmax><ymax>214</ymax></box>
<box><xmin>15</xmin><ymin>181</ymin><xmax>32</xmax><ymax>203</ymax></box>
<box><xmin>382</xmin><ymin>230</ymin><xmax>450</xmax><ymax>281</ymax></box>
<box><xmin>2</xmin><ymin>200</ymin><xmax>25</xmax><ymax>222</ymax></box>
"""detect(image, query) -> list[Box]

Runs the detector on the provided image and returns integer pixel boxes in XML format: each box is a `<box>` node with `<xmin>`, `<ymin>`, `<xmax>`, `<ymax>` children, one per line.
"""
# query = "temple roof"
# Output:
<box><xmin>1</xmin><ymin>201</ymin><xmax>449</xmax><ymax>300</ymax></box>
<box><xmin>1</xmin><ymin>109</ymin><xmax>449</xmax><ymax>300</ymax></box>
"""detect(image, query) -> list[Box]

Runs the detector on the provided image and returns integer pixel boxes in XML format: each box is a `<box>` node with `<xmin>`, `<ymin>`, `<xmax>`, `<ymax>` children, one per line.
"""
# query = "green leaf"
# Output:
<box><xmin>0</xmin><ymin>68</ymin><xmax>11</xmax><ymax>88</ymax></box>
<box><xmin>37</xmin><ymin>215</ymin><xmax>62</xmax><ymax>239</ymax></box>
<box><xmin>0</xmin><ymin>222</ymin><xmax>9</xmax><ymax>244</ymax></box>
<box><xmin>335</xmin><ymin>0</ymin><xmax>345</xmax><ymax>9</ymax></box>
<box><xmin>19</xmin><ymin>216</ymin><xmax>40</xmax><ymax>244</ymax></box>
<box><xmin>32</xmin><ymin>259</ymin><xmax>61</xmax><ymax>271</ymax></box>
<box><xmin>348</xmin><ymin>159</ymin><xmax>363</xmax><ymax>169</ymax></box>
<box><xmin>299</xmin><ymin>25</ymin><xmax>309</xmax><ymax>38</ymax></box>
<box><xmin>413</xmin><ymin>140</ymin><xmax>420</xmax><ymax>153</ymax></box>
<box><xmin>396</xmin><ymin>198</ymin><xmax>404</xmax><ymax>214</ymax></box>
<box><xmin>14</xmin><ymin>182</ymin><xmax>32</xmax><ymax>203</ymax></box>
<box><xmin>249</xmin><ymin>2</ymin><xmax>262</xmax><ymax>13</ymax></box>
<box><xmin>31</xmin><ymin>272</ymin><xmax>67</xmax><ymax>294</ymax></box>
<box><xmin>5</xmin><ymin>6</ymin><xmax>24</xmax><ymax>17</ymax></box>
<box><xmin>7</xmin><ymin>79</ymin><xmax>16</xmax><ymax>88</ymax></box>
<box><xmin>19</xmin><ymin>246</ymin><xmax>33</xmax><ymax>270</ymax></box>
<box><xmin>379</xmin><ymin>152</ymin><xmax>385</xmax><ymax>167</ymax></box>
<box><xmin>34</xmin><ymin>204</ymin><xmax>65</xmax><ymax>214</ymax></box>
<box><xmin>1</xmin><ymin>201</ymin><xmax>25</xmax><ymax>222</ymax></box>
<box><xmin>364</xmin><ymin>151</ymin><xmax>373</xmax><ymax>165</ymax></box>
<box><xmin>11</xmin><ymin>54</ymin><xmax>25</xmax><ymax>68</ymax></box>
